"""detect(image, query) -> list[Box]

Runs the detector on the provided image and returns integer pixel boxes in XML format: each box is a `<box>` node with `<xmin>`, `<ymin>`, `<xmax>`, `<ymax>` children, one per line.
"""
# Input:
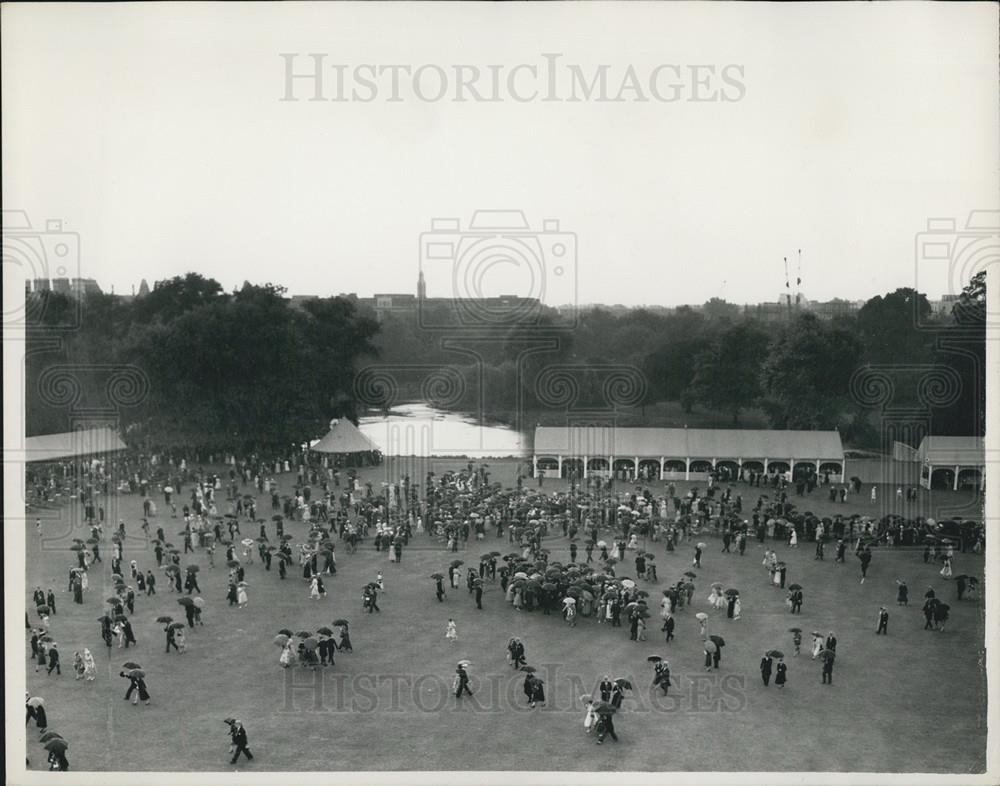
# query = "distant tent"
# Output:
<box><xmin>23</xmin><ymin>427</ymin><xmax>126</xmax><ymax>462</ymax></box>
<box><xmin>311</xmin><ymin>419</ymin><xmax>382</xmax><ymax>465</ymax></box>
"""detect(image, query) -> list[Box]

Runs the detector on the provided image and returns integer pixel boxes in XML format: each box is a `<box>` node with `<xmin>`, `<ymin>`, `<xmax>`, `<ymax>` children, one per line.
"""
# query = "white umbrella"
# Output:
<box><xmin>513</xmin><ymin>572</ymin><xmax>528</xmax><ymax>580</ymax></box>
<box><xmin>27</xmin><ymin>696</ymin><xmax>44</xmax><ymax>708</ymax></box>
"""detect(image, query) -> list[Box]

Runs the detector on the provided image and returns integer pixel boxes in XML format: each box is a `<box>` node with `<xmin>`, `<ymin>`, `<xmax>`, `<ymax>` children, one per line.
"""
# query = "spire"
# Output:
<box><xmin>417</xmin><ymin>270</ymin><xmax>426</xmax><ymax>300</ymax></box>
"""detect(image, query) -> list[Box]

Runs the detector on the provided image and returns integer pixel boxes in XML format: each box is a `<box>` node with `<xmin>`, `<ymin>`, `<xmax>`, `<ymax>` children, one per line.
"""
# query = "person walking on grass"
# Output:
<box><xmin>876</xmin><ymin>606</ymin><xmax>889</xmax><ymax>635</ymax></box>
<box><xmin>229</xmin><ymin>720</ymin><xmax>254</xmax><ymax>765</ymax></box>
<box><xmin>775</xmin><ymin>658</ymin><xmax>787</xmax><ymax>688</ymax></box>
<box><xmin>446</xmin><ymin>618</ymin><xmax>457</xmax><ymax>643</ymax></box>
<box><xmin>760</xmin><ymin>652</ymin><xmax>773</xmax><ymax>686</ymax></box>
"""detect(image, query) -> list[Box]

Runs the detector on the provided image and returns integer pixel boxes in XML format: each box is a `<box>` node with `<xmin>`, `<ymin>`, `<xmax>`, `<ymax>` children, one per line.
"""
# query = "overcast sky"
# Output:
<box><xmin>3</xmin><ymin>3</ymin><xmax>997</xmax><ymax>307</ymax></box>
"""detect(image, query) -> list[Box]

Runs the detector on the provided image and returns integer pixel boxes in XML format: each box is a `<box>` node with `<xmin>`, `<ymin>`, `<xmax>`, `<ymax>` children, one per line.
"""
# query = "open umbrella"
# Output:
<box><xmin>614</xmin><ymin>678</ymin><xmax>633</xmax><ymax>690</ymax></box>
<box><xmin>278</xmin><ymin>628</ymin><xmax>293</xmax><ymax>637</ymax></box>
<box><xmin>317</xmin><ymin>626</ymin><xmax>334</xmax><ymax>636</ymax></box>
<box><xmin>295</xmin><ymin>630</ymin><xmax>313</xmax><ymax>639</ymax></box>
<box><xmin>788</xmin><ymin>583</ymin><xmax>802</xmax><ymax>591</ymax></box>
<box><xmin>226</xmin><ymin>560</ymin><xmax>241</xmax><ymax>569</ymax></box>
<box><xmin>520</xmin><ymin>665</ymin><xmax>537</xmax><ymax>673</ymax></box>
<box><xmin>766</xmin><ymin>649</ymin><xmax>784</xmax><ymax>659</ymax></box>
<box><xmin>185</xmin><ymin>565</ymin><xmax>200</xmax><ymax>573</ymax></box>
<box><xmin>709</xmin><ymin>635</ymin><xmax>726</xmax><ymax>647</ymax></box>
<box><xmin>193</xmin><ymin>597</ymin><xmax>205</xmax><ymax>608</ymax></box>
<box><xmin>684</xmin><ymin>571</ymin><xmax>697</xmax><ymax>579</ymax></box>
<box><xmin>177</xmin><ymin>597</ymin><xmax>195</xmax><ymax>607</ymax></box>
<box><xmin>819</xmin><ymin>649</ymin><xmax>836</xmax><ymax>662</ymax></box>
<box><xmin>593</xmin><ymin>701</ymin><xmax>616</xmax><ymax>715</ymax></box>
<box><xmin>450</xmin><ymin>560</ymin><xmax>464</xmax><ymax>568</ymax></box>
<box><xmin>302</xmin><ymin>637</ymin><xmax>319</xmax><ymax>650</ymax></box>
<box><xmin>697</xmin><ymin>542</ymin><xmax>707</xmax><ymax>549</ymax></box>
<box><xmin>787</xmin><ymin>627</ymin><xmax>802</xmax><ymax>634</ymax></box>
<box><xmin>724</xmin><ymin>589</ymin><xmax>740</xmax><ymax>597</ymax></box>
<box><xmin>333</xmin><ymin>619</ymin><xmax>349</xmax><ymax>627</ymax></box>
<box><xmin>156</xmin><ymin>615</ymin><xmax>173</xmax><ymax>624</ymax></box>
<box><xmin>44</xmin><ymin>739</ymin><xmax>69</xmax><ymax>754</ymax></box>
<box><xmin>39</xmin><ymin>731</ymin><xmax>63</xmax><ymax>743</ymax></box>
<box><xmin>127</xmin><ymin>668</ymin><xmax>146</xmax><ymax>679</ymax></box>
<box><xmin>695</xmin><ymin>612</ymin><xmax>709</xmax><ymax>621</ymax></box>
<box><xmin>105</xmin><ymin>596</ymin><xmax>120</xmax><ymax>605</ymax></box>
<box><xmin>69</xmin><ymin>544</ymin><xmax>85</xmax><ymax>552</ymax></box>
<box><xmin>168</xmin><ymin>622</ymin><xmax>185</xmax><ymax>631</ymax></box>
<box><xmin>114</xmin><ymin>614</ymin><xmax>128</xmax><ymax>623</ymax></box>
<box><xmin>27</xmin><ymin>696</ymin><xmax>45</xmax><ymax>708</ymax></box>
<box><xmin>430</xmin><ymin>573</ymin><xmax>445</xmax><ymax>580</ymax></box>
<box><xmin>457</xmin><ymin>659</ymin><xmax>472</xmax><ymax>668</ymax></box>
<box><xmin>274</xmin><ymin>634</ymin><xmax>290</xmax><ymax>648</ymax></box>
<box><xmin>122</xmin><ymin>661</ymin><xmax>142</xmax><ymax>670</ymax></box>
<box><xmin>646</xmin><ymin>655</ymin><xmax>663</xmax><ymax>663</ymax></box>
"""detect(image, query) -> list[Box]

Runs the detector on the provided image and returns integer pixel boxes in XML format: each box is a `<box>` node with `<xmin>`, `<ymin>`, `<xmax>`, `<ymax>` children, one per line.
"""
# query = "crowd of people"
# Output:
<box><xmin>25</xmin><ymin>445</ymin><xmax>985</xmax><ymax>767</ymax></box>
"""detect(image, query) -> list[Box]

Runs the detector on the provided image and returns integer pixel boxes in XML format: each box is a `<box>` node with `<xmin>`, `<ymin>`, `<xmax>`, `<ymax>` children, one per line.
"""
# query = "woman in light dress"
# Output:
<box><xmin>237</xmin><ymin>583</ymin><xmax>248</xmax><ymax>608</ymax></box>
<box><xmin>789</xmin><ymin>529</ymin><xmax>798</xmax><ymax>547</ymax></box>
<box><xmin>733</xmin><ymin>596</ymin><xmax>742</xmax><ymax>620</ymax></box>
<box><xmin>82</xmin><ymin>648</ymin><xmax>96</xmax><ymax>680</ymax></box>
<box><xmin>309</xmin><ymin>576</ymin><xmax>322</xmax><ymax>600</ymax></box>
<box><xmin>279</xmin><ymin>641</ymin><xmax>296</xmax><ymax>668</ymax></box>
<box><xmin>446</xmin><ymin>619</ymin><xmax>457</xmax><ymax>642</ymax></box>
<box><xmin>811</xmin><ymin>632</ymin><xmax>824</xmax><ymax>658</ymax></box>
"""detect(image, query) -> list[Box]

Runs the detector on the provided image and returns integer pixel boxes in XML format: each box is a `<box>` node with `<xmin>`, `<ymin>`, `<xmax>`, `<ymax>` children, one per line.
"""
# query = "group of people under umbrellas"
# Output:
<box><xmin>25</xmin><ymin>695</ymin><xmax>69</xmax><ymax>770</ymax></box>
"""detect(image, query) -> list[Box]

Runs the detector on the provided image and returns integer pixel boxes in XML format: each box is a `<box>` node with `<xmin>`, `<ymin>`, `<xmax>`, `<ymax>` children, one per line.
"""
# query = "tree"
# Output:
<box><xmin>930</xmin><ymin>272</ymin><xmax>986</xmax><ymax>435</ymax></box>
<box><xmin>856</xmin><ymin>287</ymin><xmax>934</xmax><ymax>364</ymax></box>
<box><xmin>759</xmin><ymin>313</ymin><xmax>862</xmax><ymax>429</ymax></box>
<box><xmin>687</xmin><ymin>322</ymin><xmax>770</xmax><ymax>424</ymax></box>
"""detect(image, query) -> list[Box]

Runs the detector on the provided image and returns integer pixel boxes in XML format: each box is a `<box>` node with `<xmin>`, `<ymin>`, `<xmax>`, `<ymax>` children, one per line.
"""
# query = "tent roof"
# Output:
<box><xmin>917</xmin><ymin>436</ymin><xmax>985</xmax><ymax>466</ymax></box>
<box><xmin>24</xmin><ymin>427</ymin><xmax>127</xmax><ymax>462</ymax></box>
<box><xmin>534</xmin><ymin>426</ymin><xmax>844</xmax><ymax>461</ymax></box>
<box><xmin>311</xmin><ymin>419</ymin><xmax>380</xmax><ymax>454</ymax></box>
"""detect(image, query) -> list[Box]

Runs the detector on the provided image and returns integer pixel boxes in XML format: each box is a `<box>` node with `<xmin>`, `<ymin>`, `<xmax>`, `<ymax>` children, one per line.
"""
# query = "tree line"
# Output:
<box><xmin>25</xmin><ymin>272</ymin><xmax>985</xmax><ymax>451</ymax></box>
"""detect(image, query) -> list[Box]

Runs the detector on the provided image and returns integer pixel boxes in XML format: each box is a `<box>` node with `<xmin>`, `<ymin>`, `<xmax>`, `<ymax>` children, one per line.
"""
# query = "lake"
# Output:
<box><xmin>358</xmin><ymin>403</ymin><xmax>529</xmax><ymax>458</ymax></box>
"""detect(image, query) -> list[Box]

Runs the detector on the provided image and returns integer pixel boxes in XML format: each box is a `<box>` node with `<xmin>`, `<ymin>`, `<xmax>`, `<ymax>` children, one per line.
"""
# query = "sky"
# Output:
<box><xmin>3</xmin><ymin>2</ymin><xmax>998</xmax><ymax>308</ymax></box>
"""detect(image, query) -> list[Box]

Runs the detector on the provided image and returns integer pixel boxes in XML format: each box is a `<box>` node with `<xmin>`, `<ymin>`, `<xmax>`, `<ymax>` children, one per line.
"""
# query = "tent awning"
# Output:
<box><xmin>311</xmin><ymin>419</ymin><xmax>381</xmax><ymax>454</ymax></box>
<box><xmin>23</xmin><ymin>427</ymin><xmax>127</xmax><ymax>462</ymax></box>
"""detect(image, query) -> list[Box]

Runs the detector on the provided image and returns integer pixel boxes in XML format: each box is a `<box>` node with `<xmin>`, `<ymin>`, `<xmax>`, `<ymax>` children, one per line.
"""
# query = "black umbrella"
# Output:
<box><xmin>709</xmin><ymin>635</ymin><xmax>726</xmax><ymax>648</ymax></box>
<box><xmin>724</xmin><ymin>589</ymin><xmax>740</xmax><ymax>597</ymax></box>
<box><xmin>317</xmin><ymin>626</ymin><xmax>334</xmax><ymax>636</ymax></box>
<box><xmin>593</xmin><ymin>701</ymin><xmax>617</xmax><ymax>715</ymax></box>
<box><xmin>788</xmin><ymin>583</ymin><xmax>802</xmax><ymax>591</ymax></box>
<box><xmin>226</xmin><ymin>560</ymin><xmax>240</xmax><ymax>568</ymax></box>
<box><xmin>614</xmin><ymin>678</ymin><xmax>632</xmax><ymax>690</ymax></box>
<box><xmin>520</xmin><ymin>665</ymin><xmax>537</xmax><ymax>673</ymax></box>
<box><xmin>646</xmin><ymin>655</ymin><xmax>664</xmax><ymax>663</ymax></box>
<box><xmin>430</xmin><ymin>573</ymin><xmax>445</xmax><ymax>580</ymax></box>
<box><xmin>683</xmin><ymin>571</ymin><xmax>697</xmax><ymax>579</ymax></box>
<box><xmin>278</xmin><ymin>628</ymin><xmax>293</xmax><ymax>637</ymax></box>
<box><xmin>177</xmin><ymin>597</ymin><xmax>195</xmax><ymax>607</ymax></box>
<box><xmin>122</xmin><ymin>661</ymin><xmax>142</xmax><ymax>670</ymax></box>
<box><xmin>766</xmin><ymin>650</ymin><xmax>784</xmax><ymax>659</ymax></box>
<box><xmin>186</xmin><ymin>565</ymin><xmax>200</xmax><ymax>573</ymax></box>
<box><xmin>295</xmin><ymin>630</ymin><xmax>313</xmax><ymax>639</ymax></box>
<box><xmin>450</xmin><ymin>560</ymin><xmax>464</xmax><ymax>568</ymax></box>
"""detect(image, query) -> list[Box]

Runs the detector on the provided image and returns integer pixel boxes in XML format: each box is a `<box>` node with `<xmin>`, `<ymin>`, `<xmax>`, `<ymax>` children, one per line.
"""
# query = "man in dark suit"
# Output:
<box><xmin>474</xmin><ymin>580</ymin><xmax>484</xmax><ymax>610</ymax></box>
<box><xmin>791</xmin><ymin>590</ymin><xmax>803</xmax><ymax>614</ymax></box>
<box><xmin>599</xmin><ymin>676</ymin><xmax>613</xmax><ymax>703</ymax></box>
<box><xmin>230</xmin><ymin>720</ymin><xmax>254</xmax><ymax>764</ymax></box>
<box><xmin>824</xmin><ymin>632</ymin><xmax>837</xmax><ymax>653</ymax></box>
<box><xmin>759</xmin><ymin>653</ymin><xmax>773</xmax><ymax>686</ymax></box>
<box><xmin>455</xmin><ymin>664</ymin><xmax>472</xmax><ymax>698</ymax></box>
<box><xmin>876</xmin><ymin>606</ymin><xmax>889</xmax><ymax>635</ymax></box>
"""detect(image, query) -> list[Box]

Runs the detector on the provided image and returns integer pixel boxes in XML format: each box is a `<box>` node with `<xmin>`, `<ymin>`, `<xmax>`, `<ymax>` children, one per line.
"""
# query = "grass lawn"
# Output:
<box><xmin>23</xmin><ymin>458</ymin><xmax>986</xmax><ymax>773</ymax></box>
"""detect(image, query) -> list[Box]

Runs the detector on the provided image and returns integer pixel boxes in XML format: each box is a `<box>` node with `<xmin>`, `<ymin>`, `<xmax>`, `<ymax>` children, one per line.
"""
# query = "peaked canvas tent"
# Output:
<box><xmin>23</xmin><ymin>427</ymin><xmax>127</xmax><ymax>462</ymax></box>
<box><xmin>310</xmin><ymin>419</ymin><xmax>382</xmax><ymax>465</ymax></box>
